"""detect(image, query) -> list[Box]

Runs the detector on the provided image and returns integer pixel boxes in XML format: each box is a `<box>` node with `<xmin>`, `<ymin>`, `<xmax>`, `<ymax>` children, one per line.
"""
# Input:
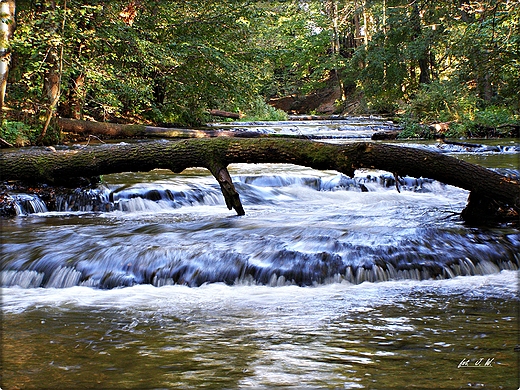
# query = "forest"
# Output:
<box><xmin>0</xmin><ymin>0</ymin><xmax>519</xmax><ymax>146</ymax></box>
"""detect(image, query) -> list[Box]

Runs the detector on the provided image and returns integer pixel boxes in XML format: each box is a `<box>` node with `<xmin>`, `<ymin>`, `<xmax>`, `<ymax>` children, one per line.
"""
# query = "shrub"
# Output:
<box><xmin>406</xmin><ymin>80</ymin><xmax>479</xmax><ymax>123</ymax></box>
<box><xmin>474</xmin><ymin>106</ymin><xmax>516</xmax><ymax>128</ymax></box>
<box><xmin>241</xmin><ymin>96</ymin><xmax>288</xmax><ymax>121</ymax></box>
<box><xmin>397</xmin><ymin>115</ymin><xmax>436</xmax><ymax>139</ymax></box>
<box><xmin>400</xmin><ymin>105</ymin><xmax>520</xmax><ymax>139</ymax></box>
<box><xmin>465</xmin><ymin>106</ymin><xmax>520</xmax><ymax>138</ymax></box>
<box><xmin>0</xmin><ymin>121</ymin><xmax>35</xmax><ymax>147</ymax></box>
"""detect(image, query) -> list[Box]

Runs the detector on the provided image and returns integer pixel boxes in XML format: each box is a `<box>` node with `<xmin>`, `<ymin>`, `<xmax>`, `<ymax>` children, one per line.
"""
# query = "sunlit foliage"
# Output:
<box><xmin>3</xmin><ymin>0</ymin><xmax>518</xmax><ymax>139</ymax></box>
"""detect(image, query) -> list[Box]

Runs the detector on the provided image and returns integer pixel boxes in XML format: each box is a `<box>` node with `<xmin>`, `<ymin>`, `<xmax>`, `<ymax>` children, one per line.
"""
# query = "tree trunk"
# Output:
<box><xmin>38</xmin><ymin>0</ymin><xmax>65</xmax><ymax>144</ymax></box>
<box><xmin>0</xmin><ymin>0</ymin><xmax>16</xmax><ymax>113</ymax></box>
<box><xmin>207</xmin><ymin>109</ymin><xmax>242</xmax><ymax>119</ymax></box>
<box><xmin>362</xmin><ymin>0</ymin><xmax>369</xmax><ymax>47</ymax></box>
<box><xmin>56</xmin><ymin>117</ymin><xmax>294</xmax><ymax>139</ymax></box>
<box><xmin>42</xmin><ymin>0</ymin><xmax>60</xmax><ymax>104</ymax></box>
<box><xmin>325</xmin><ymin>0</ymin><xmax>346</xmax><ymax>102</ymax></box>
<box><xmin>59</xmin><ymin>72</ymin><xmax>85</xmax><ymax>120</ymax></box>
<box><xmin>1</xmin><ymin>138</ymin><xmax>518</xmax><ymax>222</ymax></box>
<box><xmin>411</xmin><ymin>3</ymin><xmax>431</xmax><ymax>85</ymax></box>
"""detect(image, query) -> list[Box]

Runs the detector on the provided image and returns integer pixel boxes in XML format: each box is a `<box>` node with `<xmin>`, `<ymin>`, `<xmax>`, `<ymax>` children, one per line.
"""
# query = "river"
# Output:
<box><xmin>1</xmin><ymin>118</ymin><xmax>519</xmax><ymax>389</ymax></box>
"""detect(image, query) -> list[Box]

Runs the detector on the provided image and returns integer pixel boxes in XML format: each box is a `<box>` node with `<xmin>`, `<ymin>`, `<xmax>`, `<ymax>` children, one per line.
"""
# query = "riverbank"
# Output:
<box><xmin>2</xmin><ymin>107</ymin><xmax>519</xmax><ymax>148</ymax></box>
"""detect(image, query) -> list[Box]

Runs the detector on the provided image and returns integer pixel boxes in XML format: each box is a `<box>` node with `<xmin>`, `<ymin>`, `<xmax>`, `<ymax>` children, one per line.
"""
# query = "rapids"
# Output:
<box><xmin>1</xmin><ymin>165</ymin><xmax>519</xmax><ymax>289</ymax></box>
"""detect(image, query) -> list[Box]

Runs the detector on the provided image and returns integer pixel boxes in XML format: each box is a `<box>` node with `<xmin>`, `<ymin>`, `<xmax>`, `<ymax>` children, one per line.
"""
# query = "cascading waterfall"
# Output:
<box><xmin>3</xmin><ymin>172</ymin><xmax>445</xmax><ymax>216</ymax></box>
<box><xmin>2</xmin><ymin>193</ymin><xmax>48</xmax><ymax>215</ymax></box>
<box><xmin>0</xmin><ymin>118</ymin><xmax>520</xmax><ymax>389</ymax></box>
<box><xmin>2</xmin><ymin>120</ymin><xmax>518</xmax><ymax>390</ymax></box>
<box><xmin>2</xmin><ymin>169</ymin><xmax>519</xmax><ymax>289</ymax></box>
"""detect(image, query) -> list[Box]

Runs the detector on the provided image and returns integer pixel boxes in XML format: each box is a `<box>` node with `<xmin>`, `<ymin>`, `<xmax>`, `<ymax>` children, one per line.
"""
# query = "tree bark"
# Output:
<box><xmin>56</xmin><ymin>117</ymin><xmax>293</xmax><ymax>139</ymax></box>
<box><xmin>1</xmin><ymin>138</ymin><xmax>518</xmax><ymax>222</ymax></box>
<box><xmin>0</xmin><ymin>0</ymin><xmax>16</xmax><ymax>113</ymax></box>
<box><xmin>207</xmin><ymin>109</ymin><xmax>243</xmax><ymax>119</ymax></box>
<box><xmin>59</xmin><ymin>72</ymin><xmax>85</xmax><ymax>120</ymax></box>
<box><xmin>411</xmin><ymin>3</ymin><xmax>431</xmax><ymax>85</ymax></box>
<box><xmin>38</xmin><ymin>0</ymin><xmax>66</xmax><ymax>144</ymax></box>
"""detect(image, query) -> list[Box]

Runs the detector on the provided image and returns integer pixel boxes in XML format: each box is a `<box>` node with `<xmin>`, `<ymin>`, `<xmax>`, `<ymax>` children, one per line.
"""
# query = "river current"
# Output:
<box><xmin>1</xmin><ymin>118</ymin><xmax>519</xmax><ymax>389</ymax></box>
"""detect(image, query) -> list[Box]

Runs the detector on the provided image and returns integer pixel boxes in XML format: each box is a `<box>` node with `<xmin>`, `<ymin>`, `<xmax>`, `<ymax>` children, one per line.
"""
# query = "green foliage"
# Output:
<box><xmin>9</xmin><ymin>1</ymin><xmax>270</xmax><ymax>128</ymax></box>
<box><xmin>405</xmin><ymin>80</ymin><xmax>479</xmax><ymax>123</ymax></box>
<box><xmin>241</xmin><ymin>96</ymin><xmax>288</xmax><ymax>122</ymax></box>
<box><xmin>4</xmin><ymin>0</ymin><xmax>519</xmax><ymax>142</ymax></box>
<box><xmin>397</xmin><ymin>116</ymin><xmax>435</xmax><ymax>139</ymax></box>
<box><xmin>0</xmin><ymin>120</ymin><xmax>39</xmax><ymax>147</ymax></box>
<box><xmin>254</xmin><ymin>2</ymin><xmax>336</xmax><ymax>99</ymax></box>
<box><xmin>347</xmin><ymin>0</ymin><xmax>518</xmax><ymax>120</ymax></box>
<box><xmin>451</xmin><ymin>107</ymin><xmax>520</xmax><ymax>138</ymax></box>
<box><xmin>473</xmin><ymin>107</ymin><xmax>517</xmax><ymax>129</ymax></box>
<box><xmin>399</xmin><ymin>105</ymin><xmax>519</xmax><ymax>139</ymax></box>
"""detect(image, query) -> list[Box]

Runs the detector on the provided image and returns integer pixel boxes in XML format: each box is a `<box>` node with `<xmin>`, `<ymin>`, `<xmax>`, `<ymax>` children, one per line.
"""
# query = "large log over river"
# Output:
<box><xmin>1</xmin><ymin>138</ymin><xmax>519</xmax><ymax>222</ymax></box>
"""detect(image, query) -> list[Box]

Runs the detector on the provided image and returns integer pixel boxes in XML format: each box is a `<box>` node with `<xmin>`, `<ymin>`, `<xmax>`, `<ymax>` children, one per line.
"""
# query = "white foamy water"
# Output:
<box><xmin>2</xmin><ymin>164</ymin><xmax>518</xmax><ymax>289</ymax></box>
<box><xmin>2</xmin><ymin>270</ymin><xmax>518</xmax><ymax>315</ymax></box>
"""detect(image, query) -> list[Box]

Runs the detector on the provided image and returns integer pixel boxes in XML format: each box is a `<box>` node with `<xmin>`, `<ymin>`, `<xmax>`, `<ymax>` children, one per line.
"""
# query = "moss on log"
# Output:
<box><xmin>57</xmin><ymin>118</ymin><xmax>233</xmax><ymax>139</ymax></box>
<box><xmin>57</xmin><ymin>118</ymin><xmax>294</xmax><ymax>139</ymax></box>
<box><xmin>1</xmin><ymin>138</ymin><xmax>518</xmax><ymax>222</ymax></box>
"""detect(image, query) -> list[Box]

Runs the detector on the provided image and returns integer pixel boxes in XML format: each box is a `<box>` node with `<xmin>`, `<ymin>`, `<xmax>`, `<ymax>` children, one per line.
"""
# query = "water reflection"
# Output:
<box><xmin>2</xmin><ymin>272</ymin><xmax>518</xmax><ymax>389</ymax></box>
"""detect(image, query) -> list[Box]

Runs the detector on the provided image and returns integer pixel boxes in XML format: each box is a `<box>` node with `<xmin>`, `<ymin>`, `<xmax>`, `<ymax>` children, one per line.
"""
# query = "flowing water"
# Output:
<box><xmin>1</xmin><ymin>118</ymin><xmax>519</xmax><ymax>389</ymax></box>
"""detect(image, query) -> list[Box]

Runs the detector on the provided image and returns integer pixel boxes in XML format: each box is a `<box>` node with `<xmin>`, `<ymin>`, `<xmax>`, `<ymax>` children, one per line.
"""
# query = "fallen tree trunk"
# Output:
<box><xmin>288</xmin><ymin>115</ymin><xmax>348</xmax><ymax>121</ymax></box>
<box><xmin>371</xmin><ymin>130</ymin><xmax>400</xmax><ymax>140</ymax></box>
<box><xmin>207</xmin><ymin>109</ymin><xmax>243</xmax><ymax>119</ymax></box>
<box><xmin>57</xmin><ymin>118</ymin><xmax>264</xmax><ymax>139</ymax></box>
<box><xmin>0</xmin><ymin>137</ymin><xmax>14</xmax><ymax>148</ymax></box>
<box><xmin>58</xmin><ymin>117</ymin><xmax>221</xmax><ymax>138</ymax></box>
<box><xmin>1</xmin><ymin>138</ymin><xmax>518</xmax><ymax>222</ymax></box>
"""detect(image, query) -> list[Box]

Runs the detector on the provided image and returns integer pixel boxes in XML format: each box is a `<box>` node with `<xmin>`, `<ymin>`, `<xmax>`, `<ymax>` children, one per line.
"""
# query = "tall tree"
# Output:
<box><xmin>410</xmin><ymin>1</ymin><xmax>431</xmax><ymax>84</ymax></box>
<box><xmin>38</xmin><ymin>0</ymin><xmax>67</xmax><ymax>143</ymax></box>
<box><xmin>0</xmin><ymin>0</ymin><xmax>15</xmax><ymax>113</ymax></box>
